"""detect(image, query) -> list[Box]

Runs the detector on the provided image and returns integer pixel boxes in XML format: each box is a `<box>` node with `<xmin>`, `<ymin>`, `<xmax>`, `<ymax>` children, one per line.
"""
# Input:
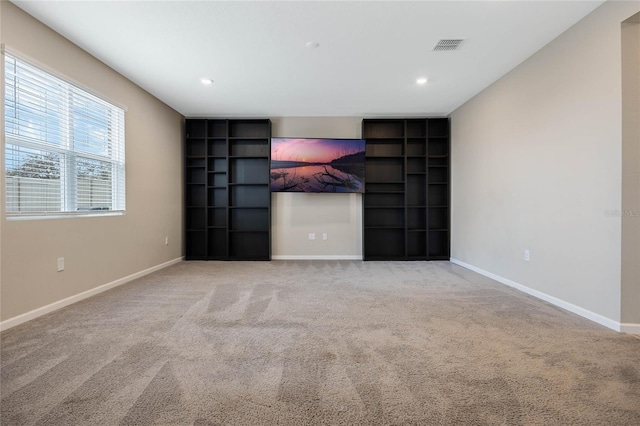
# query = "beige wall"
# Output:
<box><xmin>451</xmin><ymin>1</ymin><xmax>640</xmax><ymax>323</ymax></box>
<box><xmin>621</xmin><ymin>13</ymin><xmax>640</xmax><ymax>324</ymax></box>
<box><xmin>271</xmin><ymin>117</ymin><xmax>363</xmax><ymax>258</ymax></box>
<box><xmin>0</xmin><ymin>2</ymin><xmax>183</xmax><ymax>322</ymax></box>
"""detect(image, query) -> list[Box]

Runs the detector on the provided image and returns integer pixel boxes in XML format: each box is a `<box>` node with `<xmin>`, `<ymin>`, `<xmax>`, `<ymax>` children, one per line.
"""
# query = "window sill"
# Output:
<box><xmin>6</xmin><ymin>211</ymin><xmax>125</xmax><ymax>221</ymax></box>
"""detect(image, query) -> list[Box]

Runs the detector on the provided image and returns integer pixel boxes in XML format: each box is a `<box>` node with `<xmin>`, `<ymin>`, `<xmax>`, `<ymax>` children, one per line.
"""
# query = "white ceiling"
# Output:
<box><xmin>12</xmin><ymin>0</ymin><xmax>604</xmax><ymax>118</ymax></box>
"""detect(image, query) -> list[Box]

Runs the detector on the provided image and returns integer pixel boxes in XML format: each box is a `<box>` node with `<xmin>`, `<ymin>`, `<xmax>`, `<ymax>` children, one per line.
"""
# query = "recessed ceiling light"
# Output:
<box><xmin>416</xmin><ymin>77</ymin><xmax>428</xmax><ymax>85</ymax></box>
<box><xmin>306</xmin><ymin>41</ymin><xmax>320</xmax><ymax>49</ymax></box>
<box><xmin>200</xmin><ymin>78</ymin><xmax>213</xmax><ymax>85</ymax></box>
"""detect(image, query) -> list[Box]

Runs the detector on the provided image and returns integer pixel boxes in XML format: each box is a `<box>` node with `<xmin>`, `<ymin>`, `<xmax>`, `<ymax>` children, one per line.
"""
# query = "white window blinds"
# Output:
<box><xmin>4</xmin><ymin>52</ymin><xmax>125</xmax><ymax>217</ymax></box>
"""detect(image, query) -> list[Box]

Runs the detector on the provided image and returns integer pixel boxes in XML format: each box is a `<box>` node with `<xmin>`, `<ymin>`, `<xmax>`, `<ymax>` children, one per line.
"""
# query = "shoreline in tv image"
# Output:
<box><xmin>270</xmin><ymin>138</ymin><xmax>365</xmax><ymax>193</ymax></box>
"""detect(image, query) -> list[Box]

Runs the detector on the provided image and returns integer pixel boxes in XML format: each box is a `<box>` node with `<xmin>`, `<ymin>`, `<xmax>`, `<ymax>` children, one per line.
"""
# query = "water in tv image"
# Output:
<box><xmin>271</xmin><ymin>138</ymin><xmax>365</xmax><ymax>193</ymax></box>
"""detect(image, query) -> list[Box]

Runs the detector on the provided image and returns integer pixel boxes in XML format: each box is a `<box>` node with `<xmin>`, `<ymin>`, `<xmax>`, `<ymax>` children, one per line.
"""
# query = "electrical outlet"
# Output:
<box><xmin>524</xmin><ymin>250</ymin><xmax>530</xmax><ymax>262</ymax></box>
<box><xmin>165</xmin><ymin>236</ymin><xmax>169</xmax><ymax>245</ymax></box>
<box><xmin>57</xmin><ymin>257</ymin><xmax>64</xmax><ymax>272</ymax></box>
<box><xmin>322</xmin><ymin>233</ymin><xmax>328</xmax><ymax>240</ymax></box>
<box><xmin>309</xmin><ymin>233</ymin><xmax>316</xmax><ymax>240</ymax></box>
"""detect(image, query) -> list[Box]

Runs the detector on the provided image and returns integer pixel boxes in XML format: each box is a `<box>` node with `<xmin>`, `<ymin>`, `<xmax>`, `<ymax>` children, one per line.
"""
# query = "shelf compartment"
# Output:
<box><xmin>208</xmin><ymin>139</ymin><xmax>227</xmax><ymax>157</ymax></box>
<box><xmin>364</xmin><ymin>228</ymin><xmax>405</xmax><ymax>258</ymax></box>
<box><xmin>230</xmin><ymin>208</ymin><xmax>269</xmax><ymax>232</ymax></box>
<box><xmin>364</xmin><ymin>192</ymin><xmax>404</xmax><ymax>208</ymax></box>
<box><xmin>428</xmin><ymin>118</ymin><xmax>449</xmax><ymax>138</ymax></box>
<box><xmin>362</xmin><ymin>120</ymin><xmax>404</xmax><ymax>139</ymax></box>
<box><xmin>208</xmin><ymin>207</ymin><xmax>227</xmax><ymax>228</ymax></box>
<box><xmin>208</xmin><ymin>228</ymin><xmax>227</xmax><ymax>258</ymax></box>
<box><xmin>407</xmin><ymin>174</ymin><xmax>427</xmax><ymax>207</ymax></box>
<box><xmin>208</xmin><ymin>188</ymin><xmax>227</xmax><ymax>207</ymax></box>
<box><xmin>186</xmin><ymin>168</ymin><xmax>206</xmax><ymax>184</ymax></box>
<box><xmin>407</xmin><ymin>207</ymin><xmax>426</xmax><ymax>230</ymax></box>
<box><xmin>186</xmin><ymin>139</ymin><xmax>206</xmax><ymax>157</ymax></box>
<box><xmin>429</xmin><ymin>207</ymin><xmax>448</xmax><ymax>230</ymax></box>
<box><xmin>428</xmin><ymin>184</ymin><xmax>448</xmax><ymax>206</ymax></box>
<box><xmin>365</xmin><ymin>182</ymin><xmax>404</xmax><ymax>192</ymax></box>
<box><xmin>186</xmin><ymin>158</ymin><xmax>205</xmax><ymax>168</ymax></box>
<box><xmin>186</xmin><ymin>120</ymin><xmax>206</xmax><ymax>138</ymax></box>
<box><xmin>186</xmin><ymin>230</ymin><xmax>206</xmax><ymax>259</ymax></box>
<box><xmin>407</xmin><ymin>157</ymin><xmax>426</xmax><ymax>174</ymax></box>
<box><xmin>365</xmin><ymin>158</ymin><xmax>404</xmax><ymax>182</ymax></box>
<box><xmin>428</xmin><ymin>166</ymin><xmax>448</xmax><ymax>183</ymax></box>
<box><xmin>428</xmin><ymin>157</ymin><xmax>448</xmax><ymax>166</ymax></box>
<box><xmin>365</xmin><ymin>139</ymin><xmax>404</xmax><ymax>157</ymax></box>
<box><xmin>208</xmin><ymin>172</ymin><xmax>227</xmax><ymax>187</ymax></box>
<box><xmin>207</xmin><ymin>120</ymin><xmax>227</xmax><ymax>138</ymax></box>
<box><xmin>407</xmin><ymin>231</ymin><xmax>427</xmax><ymax>258</ymax></box>
<box><xmin>429</xmin><ymin>229</ymin><xmax>449</xmax><ymax>258</ymax></box>
<box><xmin>406</xmin><ymin>120</ymin><xmax>426</xmax><ymax>138</ymax></box>
<box><xmin>364</xmin><ymin>207</ymin><xmax>404</xmax><ymax>228</ymax></box>
<box><xmin>208</xmin><ymin>158</ymin><xmax>227</xmax><ymax>173</ymax></box>
<box><xmin>229</xmin><ymin>120</ymin><xmax>270</xmax><ymax>138</ymax></box>
<box><xmin>230</xmin><ymin>158</ymin><xmax>269</xmax><ymax>184</ymax></box>
<box><xmin>186</xmin><ymin>207</ymin><xmax>206</xmax><ymax>229</ymax></box>
<box><xmin>428</xmin><ymin>138</ymin><xmax>449</xmax><ymax>157</ymax></box>
<box><xmin>186</xmin><ymin>185</ymin><xmax>206</xmax><ymax>206</ymax></box>
<box><xmin>229</xmin><ymin>231</ymin><xmax>270</xmax><ymax>259</ymax></box>
<box><xmin>230</xmin><ymin>185</ymin><xmax>269</xmax><ymax>208</ymax></box>
<box><xmin>230</xmin><ymin>139</ymin><xmax>269</xmax><ymax>157</ymax></box>
<box><xmin>407</xmin><ymin>138</ymin><xmax>427</xmax><ymax>156</ymax></box>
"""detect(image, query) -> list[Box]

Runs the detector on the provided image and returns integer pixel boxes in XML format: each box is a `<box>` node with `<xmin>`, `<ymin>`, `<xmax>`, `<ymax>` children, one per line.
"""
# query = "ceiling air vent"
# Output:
<box><xmin>433</xmin><ymin>39</ymin><xmax>465</xmax><ymax>52</ymax></box>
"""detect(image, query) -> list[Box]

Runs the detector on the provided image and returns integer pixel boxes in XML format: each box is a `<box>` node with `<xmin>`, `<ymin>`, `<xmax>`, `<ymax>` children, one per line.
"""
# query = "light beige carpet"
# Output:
<box><xmin>1</xmin><ymin>260</ymin><xmax>639</xmax><ymax>425</ymax></box>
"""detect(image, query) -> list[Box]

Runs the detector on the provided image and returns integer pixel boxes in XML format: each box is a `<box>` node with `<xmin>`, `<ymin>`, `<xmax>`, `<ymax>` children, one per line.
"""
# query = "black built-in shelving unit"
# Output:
<box><xmin>185</xmin><ymin>119</ymin><xmax>271</xmax><ymax>260</ymax></box>
<box><xmin>362</xmin><ymin>118</ymin><xmax>450</xmax><ymax>260</ymax></box>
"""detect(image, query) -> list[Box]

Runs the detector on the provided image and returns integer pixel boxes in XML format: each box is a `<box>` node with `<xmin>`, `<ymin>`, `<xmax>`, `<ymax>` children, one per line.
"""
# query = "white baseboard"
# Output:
<box><xmin>620</xmin><ymin>323</ymin><xmax>640</xmax><ymax>334</ymax></box>
<box><xmin>0</xmin><ymin>257</ymin><xmax>183</xmax><ymax>332</ymax></box>
<box><xmin>450</xmin><ymin>258</ymin><xmax>639</xmax><ymax>334</ymax></box>
<box><xmin>272</xmin><ymin>255</ymin><xmax>363</xmax><ymax>260</ymax></box>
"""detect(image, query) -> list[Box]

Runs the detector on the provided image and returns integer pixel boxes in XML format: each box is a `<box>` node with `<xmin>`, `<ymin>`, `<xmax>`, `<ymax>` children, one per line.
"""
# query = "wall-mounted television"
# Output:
<box><xmin>270</xmin><ymin>138</ymin><xmax>365</xmax><ymax>193</ymax></box>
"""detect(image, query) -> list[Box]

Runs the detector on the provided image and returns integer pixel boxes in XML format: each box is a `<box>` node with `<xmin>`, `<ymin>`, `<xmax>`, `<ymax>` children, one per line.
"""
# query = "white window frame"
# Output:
<box><xmin>3</xmin><ymin>48</ymin><xmax>126</xmax><ymax>219</ymax></box>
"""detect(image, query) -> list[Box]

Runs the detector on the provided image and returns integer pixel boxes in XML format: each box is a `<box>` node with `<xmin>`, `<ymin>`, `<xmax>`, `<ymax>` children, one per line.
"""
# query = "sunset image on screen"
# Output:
<box><xmin>270</xmin><ymin>138</ymin><xmax>365</xmax><ymax>193</ymax></box>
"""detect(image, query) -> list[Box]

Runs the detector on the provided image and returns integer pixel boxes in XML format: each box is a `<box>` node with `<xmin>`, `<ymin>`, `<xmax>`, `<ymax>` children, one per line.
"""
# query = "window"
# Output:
<box><xmin>4</xmin><ymin>52</ymin><xmax>125</xmax><ymax>218</ymax></box>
